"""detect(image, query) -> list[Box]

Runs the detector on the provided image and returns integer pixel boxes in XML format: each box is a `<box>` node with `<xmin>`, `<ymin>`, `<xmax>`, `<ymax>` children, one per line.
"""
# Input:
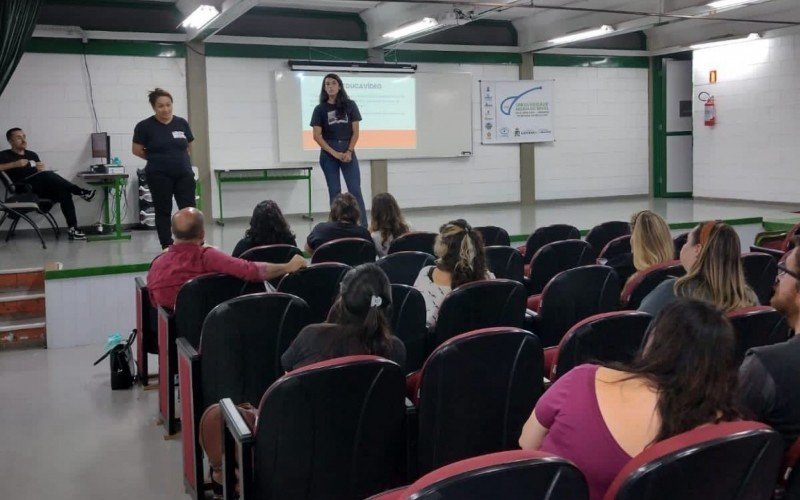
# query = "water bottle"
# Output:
<box><xmin>112</xmin><ymin>156</ymin><xmax>121</xmax><ymax>166</ymax></box>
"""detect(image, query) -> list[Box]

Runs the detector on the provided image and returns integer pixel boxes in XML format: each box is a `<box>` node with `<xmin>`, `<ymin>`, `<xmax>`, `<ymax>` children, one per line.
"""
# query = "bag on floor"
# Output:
<box><xmin>93</xmin><ymin>329</ymin><xmax>137</xmax><ymax>390</ymax></box>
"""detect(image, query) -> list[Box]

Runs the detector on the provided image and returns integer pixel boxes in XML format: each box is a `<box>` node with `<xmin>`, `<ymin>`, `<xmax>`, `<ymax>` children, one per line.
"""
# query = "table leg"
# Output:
<box><xmin>114</xmin><ymin>177</ymin><xmax>123</xmax><ymax>239</ymax></box>
<box><xmin>302</xmin><ymin>168</ymin><xmax>314</xmax><ymax>221</ymax></box>
<box><xmin>216</xmin><ymin>171</ymin><xmax>225</xmax><ymax>226</ymax></box>
<box><xmin>103</xmin><ymin>186</ymin><xmax>111</xmax><ymax>228</ymax></box>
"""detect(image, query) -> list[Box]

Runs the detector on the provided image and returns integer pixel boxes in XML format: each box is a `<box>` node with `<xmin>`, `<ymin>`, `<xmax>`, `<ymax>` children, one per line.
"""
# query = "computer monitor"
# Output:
<box><xmin>91</xmin><ymin>132</ymin><xmax>110</xmax><ymax>164</ymax></box>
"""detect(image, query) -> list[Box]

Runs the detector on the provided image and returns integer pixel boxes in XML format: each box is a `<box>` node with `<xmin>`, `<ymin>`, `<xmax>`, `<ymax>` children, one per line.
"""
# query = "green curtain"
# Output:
<box><xmin>0</xmin><ymin>0</ymin><xmax>43</xmax><ymax>97</ymax></box>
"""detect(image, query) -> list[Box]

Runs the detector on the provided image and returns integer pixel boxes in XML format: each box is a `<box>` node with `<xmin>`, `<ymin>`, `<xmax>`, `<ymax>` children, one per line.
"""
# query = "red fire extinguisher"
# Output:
<box><xmin>699</xmin><ymin>92</ymin><xmax>715</xmax><ymax>126</ymax></box>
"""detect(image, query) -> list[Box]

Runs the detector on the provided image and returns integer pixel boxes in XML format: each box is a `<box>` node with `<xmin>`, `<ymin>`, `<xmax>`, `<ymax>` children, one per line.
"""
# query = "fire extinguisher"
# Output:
<box><xmin>699</xmin><ymin>91</ymin><xmax>715</xmax><ymax>126</ymax></box>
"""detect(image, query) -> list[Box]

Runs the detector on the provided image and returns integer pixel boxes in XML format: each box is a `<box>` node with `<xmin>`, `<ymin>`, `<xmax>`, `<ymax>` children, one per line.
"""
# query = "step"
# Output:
<box><xmin>0</xmin><ymin>288</ymin><xmax>46</xmax><ymax>303</ymax></box>
<box><xmin>0</xmin><ymin>269</ymin><xmax>45</xmax><ymax>291</ymax></box>
<box><xmin>0</xmin><ymin>314</ymin><xmax>46</xmax><ymax>332</ymax></box>
<box><xmin>0</xmin><ymin>327</ymin><xmax>46</xmax><ymax>349</ymax></box>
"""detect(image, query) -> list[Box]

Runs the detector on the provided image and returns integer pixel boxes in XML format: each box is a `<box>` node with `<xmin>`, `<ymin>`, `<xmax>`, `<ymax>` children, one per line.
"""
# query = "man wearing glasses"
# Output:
<box><xmin>739</xmin><ymin>246</ymin><xmax>800</xmax><ymax>449</ymax></box>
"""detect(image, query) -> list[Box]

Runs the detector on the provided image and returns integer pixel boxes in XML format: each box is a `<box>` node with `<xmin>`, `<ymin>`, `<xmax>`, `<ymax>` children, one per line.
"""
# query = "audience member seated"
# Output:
<box><xmin>231</xmin><ymin>200</ymin><xmax>297</xmax><ymax>257</ymax></box>
<box><xmin>147</xmin><ymin>207</ymin><xmax>306</xmax><ymax>310</ymax></box>
<box><xmin>0</xmin><ymin>127</ymin><xmax>95</xmax><ymax>240</ymax></box>
<box><xmin>627</xmin><ymin>210</ymin><xmax>674</xmax><ymax>284</ymax></box>
<box><xmin>519</xmin><ymin>298</ymin><xmax>741</xmax><ymax>500</ymax></box>
<box><xmin>199</xmin><ymin>263</ymin><xmax>406</xmax><ymax>485</ymax></box>
<box><xmin>413</xmin><ymin>219</ymin><xmax>494</xmax><ymax>328</ymax></box>
<box><xmin>639</xmin><ymin>221</ymin><xmax>758</xmax><ymax>317</ymax></box>
<box><xmin>369</xmin><ymin>192</ymin><xmax>410</xmax><ymax>257</ymax></box>
<box><xmin>740</xmin><ymin>245</ymin><xmax>800</xmax><ymax>449</ymax></box>
<box><xmin>305</xmin><ymin>192</ymin><xmax>371</xmax><ymax>253</ymax></box>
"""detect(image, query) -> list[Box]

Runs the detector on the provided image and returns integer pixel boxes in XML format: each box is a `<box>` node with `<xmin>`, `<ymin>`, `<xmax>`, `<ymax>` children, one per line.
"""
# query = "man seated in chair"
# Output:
<box><xmin>147</xmin><ymin>207</ymin><xmax>307</xmax><ymax>310</ymax></box>
<box><xmin>0</xmin><ymin>128</ymin><xmax>96</xmax><ymax>240</ymax></box>
<box><xmin>740</xmin><ymin>245</ymin><xmax>800</xmax><ymax>449</ymax></box>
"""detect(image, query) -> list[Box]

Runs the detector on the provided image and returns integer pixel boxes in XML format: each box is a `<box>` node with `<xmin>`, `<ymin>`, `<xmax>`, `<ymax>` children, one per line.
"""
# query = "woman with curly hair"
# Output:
<box><xmin>232</xmin><ymin>200</ymin><xmax>297</xmax><ymax>257</ymax></box>
<box><xmin>369</xmin><ymin>192</ymin><xmax>410</xmax><ymax>257</ymax></box>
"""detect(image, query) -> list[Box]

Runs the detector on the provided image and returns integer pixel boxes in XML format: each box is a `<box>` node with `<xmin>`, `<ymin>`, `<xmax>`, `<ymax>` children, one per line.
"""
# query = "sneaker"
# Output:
<box><xmin>68</xmin><ymin>227</ymin><xmax>87</xmax><ymax>240</ymax></box>
<box><xmin>80</xmin><ymin>190</ymin><xmax>96</xmax><ymax>202</ymax></box>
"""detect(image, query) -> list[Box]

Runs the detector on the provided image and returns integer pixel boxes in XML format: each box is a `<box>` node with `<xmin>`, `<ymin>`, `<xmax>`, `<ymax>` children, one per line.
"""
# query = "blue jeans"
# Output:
<box><xmin>319</xmin><ymin>139</ymin><xmax>367</xmax><ymax>226</ymax></box>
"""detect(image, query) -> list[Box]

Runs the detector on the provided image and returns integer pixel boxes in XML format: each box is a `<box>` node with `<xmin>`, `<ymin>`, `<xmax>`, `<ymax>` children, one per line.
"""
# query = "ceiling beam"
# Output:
<box><xmin>178</xmin><ymin>0</ymin><xmax>260</xmax><ymax>41</ymax></box>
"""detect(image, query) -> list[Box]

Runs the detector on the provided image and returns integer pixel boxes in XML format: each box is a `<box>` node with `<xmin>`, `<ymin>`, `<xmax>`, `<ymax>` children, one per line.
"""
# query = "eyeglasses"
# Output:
<box><xmin>777</xmin><ymin>263</ymin><xmax>800</xmax><ymax>281</ymax></box>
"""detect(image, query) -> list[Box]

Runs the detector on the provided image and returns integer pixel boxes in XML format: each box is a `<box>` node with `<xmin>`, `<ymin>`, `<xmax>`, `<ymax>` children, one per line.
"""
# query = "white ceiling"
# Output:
<box><xmin>190</xmin><ymin>0</ymin><xmax>800</xmax><ymax>51</ymax></box>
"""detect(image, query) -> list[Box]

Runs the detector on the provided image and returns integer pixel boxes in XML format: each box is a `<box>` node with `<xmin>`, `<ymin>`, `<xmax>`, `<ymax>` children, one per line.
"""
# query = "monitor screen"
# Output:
<box><xmin>91</xmin><ymin>132</ymin><xmax>109</xmax><ymax>161</ymax></box>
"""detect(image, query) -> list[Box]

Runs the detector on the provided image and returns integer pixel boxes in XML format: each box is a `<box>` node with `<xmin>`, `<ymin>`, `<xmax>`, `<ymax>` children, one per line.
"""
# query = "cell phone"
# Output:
<box><xmin>29</xmin><ymin>160</ymin><xmax>36</xmax><ymax>168</ymax></box>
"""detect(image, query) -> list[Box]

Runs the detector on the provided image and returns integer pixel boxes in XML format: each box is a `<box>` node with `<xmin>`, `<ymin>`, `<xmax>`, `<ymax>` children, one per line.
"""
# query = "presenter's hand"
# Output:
<box><xmin>342</xmin><ymin>151</ymin><xmax>353</xmax><ymax>163</ymax></box>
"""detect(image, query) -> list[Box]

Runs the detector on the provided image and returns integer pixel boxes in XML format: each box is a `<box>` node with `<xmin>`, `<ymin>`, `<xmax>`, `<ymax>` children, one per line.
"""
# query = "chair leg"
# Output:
<box><xmin>18</xmin><ymin>213</ymin><xmax>47</xmax><ymax>249</ymax></box>
<box><xmin>5</xmin><ymin>218</ymin><xmax>19</xmax><ymax>242</ymax></box>
<box><xmin>0</xmin><ymin>213</ymin><xmax>7</xmax><ymax>228</ymax></box>
<box><xmin>42</xmin><ymin>212</ymin><xmax>60</xmax><ymax>239</ymax></box>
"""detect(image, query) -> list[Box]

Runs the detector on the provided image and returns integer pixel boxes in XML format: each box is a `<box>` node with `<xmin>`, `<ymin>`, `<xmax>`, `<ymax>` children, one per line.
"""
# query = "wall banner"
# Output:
<box><xmin>480</xmin><ymin>79</ymin><xmax>554</xmax><ymax>144</ymax></box>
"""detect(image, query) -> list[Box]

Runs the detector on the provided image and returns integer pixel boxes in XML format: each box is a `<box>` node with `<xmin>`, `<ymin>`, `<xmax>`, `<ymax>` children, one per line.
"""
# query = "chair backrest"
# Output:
<box><xmin>433</xmin><ymin>279</ymin><xmax>526</xmax><ymax>350</ymax></box>
<box><xmin>475</xmin><ymin>225</ymin><xmax>511</xmax><ymax>246</ymax></box>
<box><xmin>277</xmin><ymin>263</ymin><xmax>351</xmax><ymax>323</ymax></box>
<box><xmin>741</xmin><ymin>252</ymin><xmax>778</xmax><ymax>305</ymax></box>
<box><xmin>784</xmin><ymin>436</ymin><xmax>800</xmax><ymax>500</ymax></box>
<box><xmin>598</xmin><ymin>235</ymin><xmax>632</xmax><ymax>261</ymax></box>
<box><xmin>604</xmin><ymin>421</ymin><xmax>783</xmax><ymax>500</ymax></box>
<box><xmin>387</xmin><ymin>231</ymin><xmax>437</xmax><ymax>255</ymax></box>
<box><xmin>174</xmin><ymin>273</ymin><xmax>256</xmax><ymax>348</ymax></box>
<box><xmin>377</xmin><ymin>251</ymin><xmax>435</xmax><ymax>286</ymax></box>
<box><xmin>417</xmin><ymin>328</ymin><xmax>544</xmax><ymax>475</ymax></box>
<box><xmin>384</xmin><ymin>450</ymin><xmax>589</xmax><ymax>500</ymax></box>
<box><xmin>552</xmin><ymin>311</ymin><xmax>652</xmax><ymax>380</ymax></box>
<box><xmin>310</xmin><ymin>237</ymin><xmax>377</xmax><ymax>266</ymax></box>
<box><xmin>621</xmin><ymin>260</ymin><xmax>686</xmax><ymax>309</ymax></box>
<box><xmin>726</xmin><ymin>306</ymin><xmax>792</xmax><ymax>365</ymax></box>
<box><xmin>781</xmin><ymin>223</ymin><xmax>800</xmax><ymax>252</ymax></box>
<box><xmin>198</xmin><ymin>292</ymin><xmax>311</xmax><ymax>409</ymax></box>
<box><xmin>528</xmin><ymin>239</ymin><xmax>597</xmax><ymax>294</ymax></box>
<box><xmin>389</xmin><ymin>284</ymin><xmax>428</xmax><ymax>373</ymax></box>
<box><xmin>254</xmin><ymin>356</ymin><xmax>406</xmax><ymax>499</ymax></box>
<box><xmin>673</xmin><ymin>232</ymin><xmax>688</xmax><ymax>258</ymax></box>
<box><xmin>238</xmin><ymin>244</ymin><xmax>302</xmax><ymax>264</ymax></box>
<box><xmin>523</xmin><ymin>224</ymin><xmax>580</xmax><ymax>262</ymax></box>
<box><xmin>585</xmin><ymin>221</ymin><xmax>630</xmax><ymax>253</ymax></box>
<box><xmin>485</xmin><ymin>245</ymin><xmax>524</xmax><ymax>283</ymax></box>
<box><xmin>537</xmin><ymin>265</ymin><xmax>621</xmax><ymax>348</ymax></box>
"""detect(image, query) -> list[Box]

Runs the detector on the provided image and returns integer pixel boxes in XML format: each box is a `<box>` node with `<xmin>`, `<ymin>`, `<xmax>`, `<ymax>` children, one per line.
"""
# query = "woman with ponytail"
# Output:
<box><xmin>413</xmin><ymin>219</ymin><xmax>494</xmax><ymax>328</ymax></box>
<box><xmin>200</xmin><ymin>264</ymin><xmax>405</xmax><ymax>488</ymax></box>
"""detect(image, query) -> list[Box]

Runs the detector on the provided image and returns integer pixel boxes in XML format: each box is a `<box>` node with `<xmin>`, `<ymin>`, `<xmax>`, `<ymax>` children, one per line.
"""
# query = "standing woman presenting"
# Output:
<box><xmin>311</xmin><ymin>74</ymin><xmax>368</xmax><ymax>227</ymax></box>
<box><xmin>132</xmin><ymin>88</ymin><xmax>196</xmax><ymax>248</ymax></box>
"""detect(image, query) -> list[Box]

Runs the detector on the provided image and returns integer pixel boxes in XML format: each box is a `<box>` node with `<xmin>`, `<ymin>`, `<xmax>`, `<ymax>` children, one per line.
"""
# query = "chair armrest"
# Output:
<box><xmin>523</xmin><ymin>309</ymin><xmax>540</xmax><ymax>337</ymax></box>
<box><xmin>404</xmin><ymin>400</ymin><xmax>419</xmax><ymax>482</ymax></box>
<box><xmin>176</xmin><ymin>337</ymin><xmax>199</xmax><ymax>361</ymax></box>
<box><xmin>135</xmin><ymin>276</ymin><xmax>146</xmax><ymax>289</ymax></box>
<box><xmin>221</xmin><ymin>398</ymin><xmax>254</xmax><ymax>499</ymax></box>
<box><xmin>177</xmin><ymin>337</ymin><xmax>203</xmax><ymax>492</ymax></box>
<box><xmin>750</xmin><ymin>246</ymin><xmax>785</xmax><ymax>260</ymax></box>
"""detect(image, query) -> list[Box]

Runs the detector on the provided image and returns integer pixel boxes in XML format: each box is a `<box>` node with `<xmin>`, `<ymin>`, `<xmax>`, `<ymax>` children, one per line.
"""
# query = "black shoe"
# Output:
<box><xmin>68</xmin><ymin>227</ymin><xmax>87</xmax><ymax>240</ymax></box>
<box><xmin>80</xmin><ymin>190</ymin><xmax>96</xmax><ymax>202</ymax></box>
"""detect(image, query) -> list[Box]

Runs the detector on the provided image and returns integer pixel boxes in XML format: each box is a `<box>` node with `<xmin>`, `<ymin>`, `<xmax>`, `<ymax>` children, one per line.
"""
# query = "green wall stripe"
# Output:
<box><xmin>45</xmin><ymin>263</ymin><xmax>150</xmax><ymax>280</ymax></box>
<box><xmin>534</xmin><ymin>54</ymin><xmax>648</xmax><ymax>69</ymax></box>
<box><xmin>205</xmin><ymin>43</ymin><xmax>368</xmax><ymax>61</ymax></box>
<box><xmin>27</xmin><ymin>38</ymin><xmax>185</xmax><ymax>57</ymax></box>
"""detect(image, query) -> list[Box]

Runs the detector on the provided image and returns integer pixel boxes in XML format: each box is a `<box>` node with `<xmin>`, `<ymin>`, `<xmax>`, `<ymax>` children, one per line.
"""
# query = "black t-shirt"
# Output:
<box><xmin>307</xmin><ymin>221</ymin><xmax>371</xmax><ymax>250</ymax></box>
<box><xmin>310</xmin><ymin>101</ymin><xmax>362</xmax><ymax>142</ymax></box>
<box><xmin>0</xmin><ymin>149</ymin><xmax>39</xmax><ymax>183</ymax></box>
<box><xmin>132</xmin><ymin>115</ymin><xmax>194</xmax><ymax>172</ymax></box>
<box><xmin>231</xmin><ymin>234</ymin><xmax>298</xmax><ymax>258</ymax></box>
<box><xmin>280</xmin><ymin>323</ymin><xmax>406</xmax><ymax>372</ymax></box>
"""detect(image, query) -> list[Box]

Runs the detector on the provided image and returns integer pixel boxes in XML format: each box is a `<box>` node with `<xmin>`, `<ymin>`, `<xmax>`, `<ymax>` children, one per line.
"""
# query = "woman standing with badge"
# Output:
<box><xmin>132</xmin><ymin>88</ymin><xmax>196</xmax><ymax>248</ymax></box>
<box><xmin>311</xmin><ymin>74</ymin><xmax>368</xmax><ymax>227</ymax></box>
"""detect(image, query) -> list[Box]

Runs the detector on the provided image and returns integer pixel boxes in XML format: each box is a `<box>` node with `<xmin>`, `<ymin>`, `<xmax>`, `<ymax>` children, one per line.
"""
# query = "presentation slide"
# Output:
<box><xmin>299</xmin><ymin>74</ymin><xmax>417</xmax><ymax>150</ymax></box>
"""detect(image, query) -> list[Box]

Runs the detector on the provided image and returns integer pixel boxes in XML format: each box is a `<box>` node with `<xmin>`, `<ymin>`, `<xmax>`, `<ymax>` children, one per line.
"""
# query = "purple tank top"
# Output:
<box><xmin>536</xmin><ymin>364</ymin><xmax>633</xmax><ymax>500</ymax></box>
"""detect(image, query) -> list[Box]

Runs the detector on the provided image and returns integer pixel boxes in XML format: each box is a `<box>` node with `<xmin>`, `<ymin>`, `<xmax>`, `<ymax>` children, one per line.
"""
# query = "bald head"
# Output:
<box><xmin>171</xmin><ymin>207</ymin><xmax>205</xmax><ymax>243</ymax></box>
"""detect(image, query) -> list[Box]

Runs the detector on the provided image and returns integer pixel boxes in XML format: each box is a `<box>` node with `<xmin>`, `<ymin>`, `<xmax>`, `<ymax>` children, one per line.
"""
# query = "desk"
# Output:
<box><xmin>214</xmin><ymin>167</ymin><xmax>313</xmax><ymax>225</ymax></box>
<box><xmin>77</xmin><ymin>172</ymin><xmax>131</xmax><ymax>242</ymax></box>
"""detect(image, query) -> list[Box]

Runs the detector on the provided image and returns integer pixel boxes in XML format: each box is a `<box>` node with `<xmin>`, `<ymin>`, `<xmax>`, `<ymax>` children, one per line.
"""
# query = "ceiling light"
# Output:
<box><xmin>706</xmin><ymin>0</ymin><xmax>760</xmax><ymax>9</ymax></box>
<box><xmin>548</xmin><ymin>25</ymin><xmax>615</xmax><ymax>46</ymax></box>
<box><xmin>181</xmin><ymin>5</ymin><xmax>219</xmax><ymax>29</ymax></box>
<box><xmin>690</xmin><ymin>33</ymin><xmax>760</xmax><ymax>49</ymax></box>
<box><xmin>383</xmin><ymin>17</ymin><xmax>439</xmax><ymax>40</ymax></box>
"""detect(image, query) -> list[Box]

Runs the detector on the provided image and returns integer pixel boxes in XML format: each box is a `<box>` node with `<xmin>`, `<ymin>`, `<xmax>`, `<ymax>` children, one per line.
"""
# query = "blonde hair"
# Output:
<box><xmin>630</xmin><ymin>210</ymin><xmax>674</xmax><ymax>271</ymax></box>
<box><xmin>675</xmin><ymin>221</ymin><xmax>757</xmax><ymax>312</ymax></box>
<box><xmin>433</xmin><ymin>219</ymin><xmax>488</xmax><ymax>289</ymax></box>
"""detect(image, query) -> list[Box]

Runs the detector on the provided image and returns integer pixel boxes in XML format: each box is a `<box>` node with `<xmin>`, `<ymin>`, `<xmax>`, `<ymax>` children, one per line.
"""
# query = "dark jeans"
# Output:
<box><xmin>26</xmin><ymin>171</ymin><xmax>84</xmax><ymax>228</ymax></box>
<box><xmin>146</xmin><ymin>167</ymin><xmax>196</xmax><ymax>247</ymax></box>
<box><xmin>319</xmin><ymin>139</ymin><xmax>367</xmax><ymax>227</ymax></box>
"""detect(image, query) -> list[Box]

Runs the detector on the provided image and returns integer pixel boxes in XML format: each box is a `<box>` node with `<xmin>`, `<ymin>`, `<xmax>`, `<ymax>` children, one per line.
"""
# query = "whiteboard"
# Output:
<box><xmin>274</xmin><ymin>70</ymin><xmax>473</xmax><ymax>162</ymax></box>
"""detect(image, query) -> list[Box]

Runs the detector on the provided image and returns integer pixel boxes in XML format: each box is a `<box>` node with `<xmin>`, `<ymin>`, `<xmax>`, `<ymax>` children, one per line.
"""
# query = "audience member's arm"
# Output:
<box><xmin>203</xmin><ymin>247</ymin><xmax>305</xmax><ymax>282</ymax></box>
<box><xmin>519</xmin><ymin>410</ymin><xmax>549</xmax><ymax>450</ymax></box>
<box><xmin>738</xmin><ymin>352</ymin><xmax>775</xmax><ymax>420</ymax></box>
<box><xmin>0</xmin><ymin>158</ymin><xmax>29</xmax><ymax>171</ymax></box>
<box><xmin>132</xmin><ymin>142</ymin><xmax>147</xmax><ymax>160</ymax></box>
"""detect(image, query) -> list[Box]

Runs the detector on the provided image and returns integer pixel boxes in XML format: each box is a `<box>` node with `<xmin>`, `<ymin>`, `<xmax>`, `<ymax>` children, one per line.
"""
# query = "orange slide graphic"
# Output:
<box><xmin>303</xmin><ymin>130</ymin><xmax>417</xmax><ymax>150</ymax></box>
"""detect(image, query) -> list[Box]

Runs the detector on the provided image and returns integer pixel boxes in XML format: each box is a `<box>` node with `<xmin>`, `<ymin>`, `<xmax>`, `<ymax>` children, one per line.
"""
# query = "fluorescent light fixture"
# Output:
<box><xmin>707</xmin><ymin>0</ymin><xmax>760</xmax><ymax>9</ymax></box>
<box><xmin>548</xmin><ymin>25</ymin><xmax>615</xmax><ymax>45</ymax></box>
<box><xmin>383</xmin><ymin>17</ymin><xmax>439</xmax><ymax>39</ymax></box>
<box><xmin>181</xmin><ymin>5</ymin><xmax>219</xmax><ymax>29</ymax></box>
<box><xmin>288</xmin><ymin>60</ymin><xmax>417</xmax><ymax>74</ymax></box>
<box><xmin>690</xmin><ymin>33</ymin><xmax>760</xmax><ymax>50</ymax></box>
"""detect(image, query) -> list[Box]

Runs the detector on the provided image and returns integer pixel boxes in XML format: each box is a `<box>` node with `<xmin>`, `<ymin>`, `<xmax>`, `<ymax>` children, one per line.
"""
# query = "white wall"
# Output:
<box><xmin>693</xmin><ymin>32</ymin><xmax>800</xmax><ymax>202</ymax></box>
<box><xmin>0</xmin><ymin>52</ymin><xmax>187</xmax><ymax>226</ymax></box>
<box><xmin>532</xmin><ymin>65</ymin><xmax>649</xmax><ymax>199</ymax></box>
